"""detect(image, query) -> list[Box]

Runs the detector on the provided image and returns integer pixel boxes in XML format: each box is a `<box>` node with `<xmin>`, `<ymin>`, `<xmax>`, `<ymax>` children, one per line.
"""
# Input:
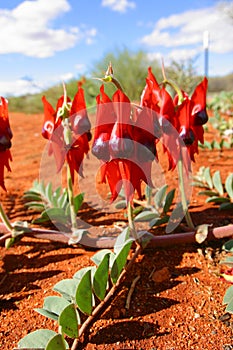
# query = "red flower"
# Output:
<box><xmin>141</xmin><ymin>67</ymin><xmax>208</xmax><ymax>169</ymax></box>
<box><xmin>0</xmin><ymin>97</ymin><xmax>13</xmax><ymax>190</ymax></box>
<box><xmin>175</xmin><ymin>77</ymin><xmax>208</xmax><ymax>162</ymax></box>
<box><xmin>42</xmin><ymin>84</ymin><xmax>91</xmax><ymax>182</ymax></box>
<box><xmin>92</xmin><ymin>85</ymin><xmax>156</xmax><ymax>203</ymax></box>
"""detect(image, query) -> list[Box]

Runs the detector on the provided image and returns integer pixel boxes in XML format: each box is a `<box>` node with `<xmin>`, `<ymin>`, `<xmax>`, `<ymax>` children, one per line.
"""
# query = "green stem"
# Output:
<box><xmin>63</xmin><ymin>119</ymin><xmax>78</xmax><ymax>232</ymax></box>
<box><xmin>177</xmin><ymin>157</ymin><xmax>195</xmax><ymax>229</ymax></box>
<box><xmin>66</xmin><ymin>164</ymin><xmax>78</xmax><ymax>231</ymax></box>
<box><xmin>127</xmin><ymin>201</ymin><xmax>138</xmax><ymax>241</ymax></box>
<box><xmin>0</xmin><ymin>203</ymin><xmax>13</xmax><ymax>232</ymax></box>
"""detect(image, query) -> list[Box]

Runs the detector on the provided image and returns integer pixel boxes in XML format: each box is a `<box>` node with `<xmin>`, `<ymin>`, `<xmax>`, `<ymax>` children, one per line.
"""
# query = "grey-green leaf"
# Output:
<box><xmin>53</xmin><ymin>279</ymin><xmax>77</xmax><ymax>301</ymax></box>
<box><xmin>204</xmin><ymin>167</ymin><xmax>213</xmax><ymax>189</ymax></box>
<box><xmin>225</xmin><ymin>173</ymin><xmax>233</xmax><ymax>199</ymax></box>
<box><xmin>35</xmin><ymin>296</ymin><xmax>70</xmax><ymax>321</ymax></box>
<box><xmin>91</xmin><ymin>249</ymin><xmax>113</xmax><ymax>266</ymax></box>
<box><xmin>149</xmin><ymin>215</ymin><xmax>169</xmax><ymax>227</ymax></box>
<box><xmin>213</xmin><ymin>170</ymin><xmax>224</xmax><ymax>195</ymax></box>
<box><xmin>46</xmin><ymin>333</ymin><xmax>69</xmax><ymax>350</ymax></box>
<box><xmin>154</xmin><ymin>184</ymin><xmax>168</xmax><ymax>210</ymax></box>
<box><xmin>93</xmin><ymin>253</ymin><xmax>110</xmax><ymax>300</ymax></box>
<box><xmin>114</xmin><ymin>227</ymin><xmax>132</xmax><ymax>254</ymax></box>
<box><xmin>134</xmin><ymin>210</ymin><xmax>159</xmax><ymax>222</ymax></box>
<box><xmin>59</xmin><ymin>303</ymin><xmax>80</xmax><ymax>338</ymax></box>
<box><xmin>18</xmin><ymin>329</ymin><xmax>58</xmax><ymax>348</ymax></box>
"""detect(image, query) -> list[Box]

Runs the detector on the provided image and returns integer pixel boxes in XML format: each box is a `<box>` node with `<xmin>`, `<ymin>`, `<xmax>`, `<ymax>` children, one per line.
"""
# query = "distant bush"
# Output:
<box><xmin>8</xmin><ymin>48</ymin><xmax>232</xmax><ymax>114</ymax></box>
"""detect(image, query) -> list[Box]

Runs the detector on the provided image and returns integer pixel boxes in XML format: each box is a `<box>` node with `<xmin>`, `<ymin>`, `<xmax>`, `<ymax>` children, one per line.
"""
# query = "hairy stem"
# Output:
<box><xmin>127</xmin><ymin>201</ymin><xmax>138</xmax><ymax>241</ymax></box>
<box><xmin>177</xmin><ymin>157</ymin><xmax>195</xmax><ymax>229</ymax></box>
<box><xmin>63</xmin><ymin>118</ymin><xmax>78</xmax><ymax>232</ymax></box>
<box><xmin>0</xmin><ymin>203</ymin><xmax>13</xmax><ymax>232</ymax></box>
<box><xmin>71</xmin><ymin>245</ymin><xmax>142</xmax><ymax>350</ymax></box>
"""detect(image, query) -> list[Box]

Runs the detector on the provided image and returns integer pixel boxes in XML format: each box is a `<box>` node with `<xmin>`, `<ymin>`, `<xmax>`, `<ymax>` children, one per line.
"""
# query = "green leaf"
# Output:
<box><xmin>57</xmin><ymin>191</ymin><xmax>68</xmax><ymax>209</ymax></box>
<box><xmin>74</xmin><ymin>193</ymin><xmax>84</xmax><ymax>213</ymax></box>
<box><xmin>154</xmin><ymin>184</ymin><xmax>168</xmax><ymax>210</ymax></box>
<box><xmin>114</xmin><ymin>227</ymin><xmax>132</xmax><ymax>254</ymax></box>
<box><xmin>225</xmin><ymin>173</ymin><xmax>233</xmax><ymax>199</ymax></box>
<box><xmin>91</xmin><ymin>249</ymin><xmax>113</xmax><ymax>266</ymax></box>
<box><xmin>35</xmin><ymin>296</ymin><xmax>70</xmax><ymax>321</ymax></box>
<box><xmin>203</xmin><ymin>140</ymin><xmax>212</xmax><ymax>149</ymax></box>
<box><xmin>222</xmin><ymin>239</ymin><xmax>233</xmax><ymax>252</ymax></box>
<box><xmin>59</xmin><ymin>303</ymin><xmax>80</xmax><ymax>338</ymax></box>
<box><xmin>163</xmin><ymin>189</ymin><xmax>175</xmax><ymax>214</ymax></box>
<box><xmin>206</xmin><ymin>196</ymin><xmax>229</xmax><ymax>203</ymax></box>
<box><xmin>212</xmin><ymin>140</ymin><xmax>221</xmax><ymax>150</ymax></box>
<box><xmin>24</xmin><ymin>201</ymin><xmax>45</xmax><ymax>212</ymax></box>
<box><xmin>203</xmin><ymin>167</ymin><xmax>213</xmax><ymax>189</ymax></box>
<box><xmin>41</xmin><ymin>208</ymin><xmax>68</xmax><ymax>224</ymax></box>
<box><xmin>223</xmin><ymin>285</ymin><xmax>233</xmax><ymax>312</ymax></box>
<box><xmin>73</xmin><ymin>266</ymin><xmax>96</xmax><ymax>281</ymax></box>
<box><xmin>111</xmin><ymin>239</ymin><xmax>132</xmax><ymax>284</ymax></box>
<box><xmin>46</xmin><ymin>334</ymin><xmax>69</xmax><ymax>350</ymax></box>
<box><xmin>75</xmin><ymin>269</ymin><xmax>93</xmax><ymax>315</ymax></box>
<box><xmin>149</xmin><ymin>215</ymin><xmax>169</xmax><ymax>228</ymax></box>
<box><xmin>68</xmin><ymin>229</ymin><xmax>88</xmax><ymax>245</ymax></box>
<box><xmin>23</xmin><ymin>192</ymin><xmax>42</xmax><ymax>201</ymax></box>
<box><xmin>219</xmin><ymin>202</ymin><xmax>233</xmax><ymax>210</ymax></box>
<box><xmin>115</xmin><ymin>200</ymin><xmax>127</xmax><ymax>209</ymax></box>
<box><xmin>53</xmin><ymin>279</ymin><xmax>77</xmax><ymax>301</ymax></box>
<box><xmin>93</xmin><ymin>253</ymin><xmax>110</xmax><ymax>300</ymax></box>
<box><xmin>134</xmin><ymin>210</ymin><xmax>159</xmax><ymax>222</ymax></box>
<box><xmin>220</xmin><ymin>256</ymin><xmax>233</xmax><ymax>267</ymax></box>
<box><xmin>18</xmin><ymin>329</ymin><xmax>58</xmax><ymax>348</ymax></box>
<box><xmin>212</xmin><ymin>170</ymin><xmax>224</xmax><ymax>195</ymax></box>
<box><xmin>198</xmin><ymin>190</ymin><xmax>218</xmax><ymax>197</ymax></box>
<box><xmin>45</xmin><ymin>182</ymin><xmax>53</xmax><ymax>205</ymax></box>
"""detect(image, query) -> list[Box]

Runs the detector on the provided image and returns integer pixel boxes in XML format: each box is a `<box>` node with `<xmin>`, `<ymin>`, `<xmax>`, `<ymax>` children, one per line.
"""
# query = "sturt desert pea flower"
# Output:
<box><xmin>141</xmin><ymin>67</ymin><xmax>208</xmax><ymax>169</ymax></box>
<box><xmin>0</xmin><ymin>97</ymin><xmax>13</xmax><ymax>190</ymax></box>
<box><xmin>92</xmin><ymin>85</ymin><xmax>156</xmax><ymax>203</ymax></box>
<box><xmin>174</xmin><ymin>77</ymin><xmax>209</xmax><ymax>162</ymax></box>
<box><xmin>42</xmin><ymin>83</ymin><xmax>91</xmax><ymax>182</ymax></box>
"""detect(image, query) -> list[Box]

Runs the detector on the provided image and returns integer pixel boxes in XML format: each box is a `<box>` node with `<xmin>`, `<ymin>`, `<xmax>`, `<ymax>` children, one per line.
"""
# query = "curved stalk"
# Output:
<box><xmin>63</xmin><ymin>118</ymin><xmax>78</xmax><ymax>232</ymax></box>
<box><xmin>0</xmin><ymin>203</ymin><xmax>13</xmax><ymax>232</ymax></box>
<box><xmin>177</xmin><ymin>157</ymin><xmax>195</xmax><ymax>229</ymax></box>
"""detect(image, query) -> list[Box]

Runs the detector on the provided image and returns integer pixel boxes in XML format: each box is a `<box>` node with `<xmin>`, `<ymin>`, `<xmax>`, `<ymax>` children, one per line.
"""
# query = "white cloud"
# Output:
<box><xmin>101</xmin><ymin>0</ymin><xmax>136</xmax><ymax>13</ymax></box>
<box><xmin>0</xmin><ymin>0</ymin><xmax>97</xmax><ymax>58</ymax></box>
<box><xmin>140</xmin><ymin>4</ymin><xmax>233</xmax><ymax>54</ymax></box>
<box><xmin>0</xmin><ymin>78</ymin><xmax>43</xmax><ymax>97</ymax></box>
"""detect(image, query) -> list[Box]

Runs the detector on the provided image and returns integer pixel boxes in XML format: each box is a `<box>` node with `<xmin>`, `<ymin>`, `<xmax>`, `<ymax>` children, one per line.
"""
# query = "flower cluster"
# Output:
<box><xmin>142</xmin><ymin>67</ymin><xmax>208</xmax><ymax>170</ymax></box>
<box><xmin>42</xmin><ymin>84</ymin><xmax>91</xmax><ymax>182</ymax></box>
<box><xmin>0</xmin><ymin>97</ymin><xmax>13</xmax><ymax>191</ymax></box>
<box><xmin>91</xmin><ymin>67</ymin><xmax>208</xmax><ymax>203</ymax></box>
<box><xmin>92</xmin><ymin>85</ymin><xmax>157</xmax><ymax>203</ymax></box>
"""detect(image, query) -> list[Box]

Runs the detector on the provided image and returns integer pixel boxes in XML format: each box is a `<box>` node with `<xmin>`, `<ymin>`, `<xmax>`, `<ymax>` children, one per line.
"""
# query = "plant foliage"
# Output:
<box><xmin>18</xmin><ymin>229</ymin><xmax>134</xmax><ymax>349</ymax></box>
<box><xmin>23</xmin><ymin>180</ymin><xmax>84</xmax><ymax>226</ymax></box>
<box><xmin>193</xmin><ymin>166</ymin><xmax>233</xmax><ymax>210</ymax></box>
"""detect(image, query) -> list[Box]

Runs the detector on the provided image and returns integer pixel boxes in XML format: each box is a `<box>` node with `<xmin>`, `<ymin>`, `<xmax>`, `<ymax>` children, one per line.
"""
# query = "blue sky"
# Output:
<box><xmin>0</xmin><ymin>0</ymin><xmax>232</xmax><ymax>96</ymax></box>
